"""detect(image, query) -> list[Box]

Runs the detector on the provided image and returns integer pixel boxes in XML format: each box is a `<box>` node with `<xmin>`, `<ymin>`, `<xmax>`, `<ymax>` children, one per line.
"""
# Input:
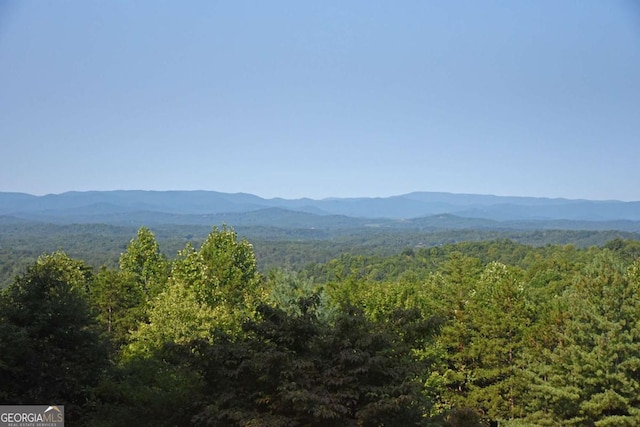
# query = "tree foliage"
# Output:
<box><xmin>523</xmin><ymin>254</ymin><xmax>640</xmax><ymax>426</ymax></box>
<box><xmin>190</xmin><ymin>298</ymin><xmax>434</xmax><ymax>427</ymax></box>
<box><xmin>119</xmin><ymin>226</ymin><xmax>169</xmax><ymax>298</ymax></box>
<box><xmin>0</xmin><ymin>253</ymin><xmax>107</xmax><ymax>422</ymax></box>
<box><xmin>3</xmin><ymin>227</ymin><xmax>640</xmax><ymax>426</ymax></box>
<box><xmin>126</xmin><ymin>226</ymin><xmax>265</xmax><ymax>355</ymax></box>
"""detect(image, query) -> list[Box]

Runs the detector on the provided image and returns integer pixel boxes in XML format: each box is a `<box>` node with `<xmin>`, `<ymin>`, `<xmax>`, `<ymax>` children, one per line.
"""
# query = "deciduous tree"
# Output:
<box><xmin>0</xmin><ymin>253</ymin><xmax>106</xmax><ymax>422</ymax></box>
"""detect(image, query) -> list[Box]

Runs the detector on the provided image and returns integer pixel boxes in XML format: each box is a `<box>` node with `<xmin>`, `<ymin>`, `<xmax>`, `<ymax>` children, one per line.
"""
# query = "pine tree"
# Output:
<box><xmin>525</xmin><ymin>254</ymin><xmax>640</xmax><ymax>426</ymax></box>
<box><xmin>437</xmin><ymin>262</ymin><xmax>532</xmax><ymax>423</ymax></box>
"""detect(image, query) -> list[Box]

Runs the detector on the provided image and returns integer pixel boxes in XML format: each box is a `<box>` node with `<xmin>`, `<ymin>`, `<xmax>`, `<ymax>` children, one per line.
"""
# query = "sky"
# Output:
<box><xmin>1</xmin><ymin>1</ymin><xmax>639</xmax><ymax>201</ymax></box>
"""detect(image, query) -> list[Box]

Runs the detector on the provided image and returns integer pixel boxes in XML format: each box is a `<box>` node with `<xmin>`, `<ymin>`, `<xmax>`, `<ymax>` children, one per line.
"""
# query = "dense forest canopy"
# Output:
<box><xmin>1</xmin><ymin>221</ymin><xmax>638</xmax><ymax>289</ymax></box>
<box><xmin>2</xmin><ymin>225</ymin><xmax>640</xmax><ymax>425</ymax></box>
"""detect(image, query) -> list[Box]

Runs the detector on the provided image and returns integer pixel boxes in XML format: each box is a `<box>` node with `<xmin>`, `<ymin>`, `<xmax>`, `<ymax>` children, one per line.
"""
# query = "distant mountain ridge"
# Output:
<box><xmin>1</xmin><ymin>191</ymin><xmax>640</xmax><ymax>230</ymax></box>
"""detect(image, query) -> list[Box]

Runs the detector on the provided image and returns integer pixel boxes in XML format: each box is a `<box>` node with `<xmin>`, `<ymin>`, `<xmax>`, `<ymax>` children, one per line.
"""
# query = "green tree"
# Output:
<box><xmin>94</xmin><ymin>227</ymin><xmax>265</xmax><ymax>426</ymax></box>
<box><xmin>604</xmin><ymin>238</ymin><xmax>640</xmax><ymax>264</ymax></box>
<box><xmin>119</xmin><ymin>226</ymin><xmax>169</xmax><ymax>298</ymax></box>
<box><xmin>190</xmin><ymin>298</ymin><xmax>434</xmax><ymax>426</ymax></box>
<box><xmin>265</xmin><ymin>268</ymin><xmax>334</xmax><ymax>320</ymax></box>
<box><xmin>0</xmin><ymin>252</ymin><xmax>107</xmax><ymax>422</ymax></box>
<box><xmin>524</xmin><ymin>254</ymin><xmax>640</xmax><ymax>426</ymax></box>
<box><xmin>193</xmin><ymin>225</ymin><xmax>262</xmax><ymax>307</ymax></box>
<box><xmin>436</xmin><ymin>262</ymin><xmax>532</xmax><ymax>424</ymax></box>
<box><xmin>89</xmin><ymin>267</ymin><xmax>145</xmax><ymax>351</ymax></box>
<box><xmin>127</xmin><ymin>226</ymin><xmax>265</xmax><ymax>355</ymax></box>
<box><xmin>125</xmin><ymin>274</ymin><xmax>218</xmax><ymax>357</ymax></box>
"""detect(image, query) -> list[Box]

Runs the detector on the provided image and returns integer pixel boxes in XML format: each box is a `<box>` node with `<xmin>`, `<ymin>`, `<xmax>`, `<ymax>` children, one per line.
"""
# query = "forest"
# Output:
<box><xmin>2</xmin><ymin>225</ymin><xmax>640</xmax><ymax>426</ymax></box>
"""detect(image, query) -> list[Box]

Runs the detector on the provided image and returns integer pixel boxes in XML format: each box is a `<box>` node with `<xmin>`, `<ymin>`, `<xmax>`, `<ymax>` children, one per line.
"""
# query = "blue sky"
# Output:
<box><xmin>1</xmin><ymin>1</ymin><xmax>639</xmax><ymax>200</ymax></box>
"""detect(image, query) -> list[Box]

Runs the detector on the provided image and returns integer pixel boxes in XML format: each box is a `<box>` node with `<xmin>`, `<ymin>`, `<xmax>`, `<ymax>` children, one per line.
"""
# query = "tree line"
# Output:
<box><xmin>1</xmin><ymin>221</ymin><xmax>638</xmax><ymax>288</ymax></box>
<box><xmin>1</xmin><ymin>226</ymin><xmax>640</xmax><ymax>425</ymax></box>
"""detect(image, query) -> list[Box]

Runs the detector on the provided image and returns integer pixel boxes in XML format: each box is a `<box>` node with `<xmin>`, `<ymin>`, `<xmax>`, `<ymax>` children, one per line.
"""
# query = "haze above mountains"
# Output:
<box><xmin>1</xmin><ymin>191</ymin><xmax>640</xmax><ymax>232</ymax></box>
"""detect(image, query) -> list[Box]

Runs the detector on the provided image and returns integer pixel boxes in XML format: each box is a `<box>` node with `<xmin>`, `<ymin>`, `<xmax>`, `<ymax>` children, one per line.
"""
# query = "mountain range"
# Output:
<box><xmin>1</xmin><ymin>190</ymin><xmax>640</xmax><ymax>231</ymax></box>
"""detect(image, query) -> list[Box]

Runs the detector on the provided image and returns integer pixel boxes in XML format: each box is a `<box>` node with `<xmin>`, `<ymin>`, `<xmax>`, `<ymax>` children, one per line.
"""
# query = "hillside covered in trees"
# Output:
<box><xmin>2</xmin><ymin>225</ymin><xmax>640</xmax><ymax>426</ymax></box>
<box><xmin>4</xmin><ymin>190</ymin><xmax>640</xmax><ymax>226</ymax></box>
<box><xmin>1</xmin><ymin>221</ymin><xmax>638</xmax><ymax>290</ymax></box>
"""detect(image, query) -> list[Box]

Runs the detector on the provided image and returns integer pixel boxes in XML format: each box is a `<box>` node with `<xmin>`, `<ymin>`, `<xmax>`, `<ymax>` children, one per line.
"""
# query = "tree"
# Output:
<box><xmin>125</xmin><ymin>274</ymin><xmax>218</xmax><ymax>357</ymax></box>
<box><xmin>190</xmin><ymin>298</ymin><xmax>434</xmax><ymax>426</ymax></box>
<box><xmin>265</xmin><ymin>268</ymin><xmax>334</xmax><ymax>320</ymax></box>
<box><xmin>126</xmin><ymin>226</ymin><xmax>265</xmax><ymax>355</ymax></box>
<box><xmin>119</xmin><ymin>226</ymin><xmax>169</xmax><ymax>299</ymax></box>
<box><xmin>192</xmin><ymin>225</ymin><xmax>262</xmax><ymax>308</ymax></box>
<box><xmin>436</xmin><ymin>262</ymin><xmax>532</xmax><ymax>424</ymax></box>
<box><xmin>604</xmin><ymin>238</ymin><xmax>640</xmax><ymax>264</ymax></box>
<box><xmin>524</xmin><ymin>254</ymin><xmax>640</xmax><ymax>426</ymax></box>
<box><xmin>0</xmin><ymin>252</ymin><xmax>107</xmax><ymax>422</ymax></box>
<box><xmin>89</xmin><ymin>267</ymin><xmax>145</xmax><ymax>351</ymax></box>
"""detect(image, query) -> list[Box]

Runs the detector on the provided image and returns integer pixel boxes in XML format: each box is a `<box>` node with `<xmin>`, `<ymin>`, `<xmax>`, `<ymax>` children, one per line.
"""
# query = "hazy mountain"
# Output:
<box><xmin>1</xmin><ymin>191</ymin><xmax>640</xmax><ymax>230</ymax></box>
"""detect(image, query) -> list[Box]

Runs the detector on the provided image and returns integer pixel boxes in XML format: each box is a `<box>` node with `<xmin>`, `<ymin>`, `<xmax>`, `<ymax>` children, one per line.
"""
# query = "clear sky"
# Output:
<box><xmin>1</xmin><ymin>1</ymin><xmax>639</xmax><ymax>201</ymax></box>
